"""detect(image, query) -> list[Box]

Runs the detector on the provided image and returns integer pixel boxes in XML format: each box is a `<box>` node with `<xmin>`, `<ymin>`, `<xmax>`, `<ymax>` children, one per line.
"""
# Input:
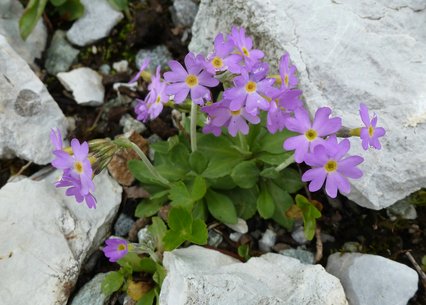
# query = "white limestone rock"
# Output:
<box><xmin>57</xmin><ymin>67</ymin><xmax>105</xmax><ymax>106</ymax></box>
<box><xmin>189</xmin><ymin>0</ymin><xmax>426</xmax><ymax>210</ymax></box>
<box><xmin>160</xmin><ymin>245</ymin><xmax>348</xmax><ymax>305</ymax></box>
<box><xmin>327</xmin><ymin>253</ymin><xmax>418</xmax><ymax>305</ymax></box>
<box><xmin>0</xmin><ymin>171</ymin><xmax>122</xmax><ymax>305</ymax></box>
<box><xmin>66</xmin><ymin>0</ymin><xmax>123</xmax><ymax>47</ymax></box>
<box><xmin>0</xmin><ymin>35</ymin><xmax>67</xmax><ymax>164</ymax></box>
<box><xmin>0</xmin><ymin>0</ymin><xmax>47</xmax><ymax>64</ymax></box>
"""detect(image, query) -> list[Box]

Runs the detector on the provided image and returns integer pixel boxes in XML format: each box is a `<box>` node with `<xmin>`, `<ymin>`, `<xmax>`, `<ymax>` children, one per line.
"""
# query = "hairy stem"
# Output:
<box><xmin>276</xmin><ymin>155</ymin><xmax>294</xmax><ymax>171</ymax></box>
<box><xmin>190</xmin><ymin>102</ymin><xmax>198</xmax><ymax>152</ymax></box>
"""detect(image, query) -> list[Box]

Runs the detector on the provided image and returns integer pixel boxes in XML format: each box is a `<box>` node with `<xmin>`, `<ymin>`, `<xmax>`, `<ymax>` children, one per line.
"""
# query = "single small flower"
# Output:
<box><xmin>223</xmin><ymin>62</ymin><xmax>275</xmax><ymax>114</ymax></box>
<box><xmin>264</xmin><ymin>88</ymin><xmax>303</xmax><ymax>134</ymax></box>
<box><xmin>102</xmin><ymin>237</ymin><xmax>129</xmax><ymax>262</ymax></box>
<box><xmin>129</xmin><ymin>58</ymin><xmax>150</xmax><ymax>83</ymax></box>
<box><xmin>204</xmin><ymin>33</ymin><xmax>239</xmax><ymax>74</ymax></box>
<box><xmin>56</xmin><ymin>173</ymin><xmax>97</xmax><ymax>209</ymax></box>
<box><xmin>229</xmin><ymin>26</ymin><xmax>264</xmax><ymax>72</ymax></box>
<box><xmin>51</xmin><ymin>138</ymin><xmax>94</xmax><ymax>195</ymax></box>
<box><xmin>202</xmin><ymin>99</ymin><xmax>260</xmax><ymax>137</ymax></box>
<box><xmin>284</xmin><ymin>107</ymin><xmax>342</xmax><ymax>163</ymax></box>
<box><xmin>164</xmin><ymin>52</ymin><xmax>219</xmax><ymax>105</ymax></box>
<box><xmin>279</xmin><ymin>53</ymin><xmax>298</xmax><ymax>89</ymax></box>
<box><xmin>302</xmin><ymin>136</ymin><xmax>364</xmax><ymax>198</ymax></box>
<box><xmin>359</xmin><ymin>103</ymin><xmax>386</xmax><ymax>150</ymax></box>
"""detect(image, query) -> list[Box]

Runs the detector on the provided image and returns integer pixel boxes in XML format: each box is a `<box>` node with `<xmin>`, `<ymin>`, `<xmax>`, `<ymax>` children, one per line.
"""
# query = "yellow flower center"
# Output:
<box><xmin>368</xmin><ymin>125</ymin><xmax>374</xmax><ymax>137</ymax></box>
<box><xmin>242</xmin><ymin>47</ymin><xmax>250</xmax><ymax>57</ymax></box>
<box><xmin>117</xmin><ymin>244</ymin><xmax>126</xmax><ymax>251</ymax></box>
<box><xmin>284</xmin><ymin>75</ymin><xmax>289</xmax><ymax>87</ymax></box>
<box><xmin>304</xmin><ymin>129</ymin><xmax>317</xmax><ymax>141</ymax></box>
<box><xmin>74</xmin><ymin>161</ymin><xmax>83</xmax><ymax>174</ymax></box>
<box><xmin>212</xmin><ymin>56</ymin><xmax>224</xmax><ymax>69</ymax></box>
<box><xmin>155</xmin><ymin>96</ymin><xmax>161</xmax><ymax>104</ymax></box>
<box><xmin>245</xmin><ymin>81</ymin><xmax>257</xmax><ymax>93</ymax></box>
<box><xmin>231</xmin><ymin>110</ymin><xmax>241</xmax><ymax>116</ymax></box>
<box><xmin>185</xmin><ymin>74</ymin><xmax>198</xmax><ymax>88</ymax></box>
<box><xmin>324</xmin><ymin>160</ymin><xmax>338</xmax><ymax>173</ymax></box>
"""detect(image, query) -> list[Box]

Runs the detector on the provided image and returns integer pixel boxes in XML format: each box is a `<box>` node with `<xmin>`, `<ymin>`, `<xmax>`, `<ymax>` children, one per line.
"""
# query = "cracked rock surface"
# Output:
<box><xmin>189</xmin><ymin>0</ymin><xmax>426</xmax><ymax>209</ymax></box>
<box><xmin>0</xmin><ymin>35</ymin><xmax>67</xmax><ymax>164</ymax></box>
<box><xmin>160</xmin><ymin>246</ymin><xmax>348</xmax><ymax>305</ymax></box>
<box><xmin>0</xmin><ymin>171</ymin><xmax>122</xmax><ymax>305</ymax></box>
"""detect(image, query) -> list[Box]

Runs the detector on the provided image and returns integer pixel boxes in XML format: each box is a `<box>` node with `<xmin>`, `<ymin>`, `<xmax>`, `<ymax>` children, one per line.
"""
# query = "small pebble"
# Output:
<box><xmin>120</xmin><ymin>114</ymin><xmax>147</xmax><ymax>134</ymax></box>
<box><xmin>114</xmin><ymin>214</ymin><xmax>135</xmax><ymax>237</ymax></box>
<box><xmin>225</xmin><ymin>218</ymin><xmax>248</xmax><ymax>234</ymax></box>
<box><xmin>99</xmin><ymin>64</ymin><xmax>111</xmax><ymax>75</ymax></box>
<box><xmin>342</xmin><ymin>241</ymin><xmax>363</xmax><ymax>253</ymax></box>
<box><xmin>280</xmin><ymin>248</ymin><xmax>315</xmax><ymax>264</ymax></box>
<box><xmin>113</xmin><ymin>60</ymin><xmax>129</xmax><ymax>73</ymax></box>
<box><xmin>291</xmin><ymin>225</ymin><xmax>309</xmax><ymax>245</ymax></box>
<box><xmin>258</xmin><ymin>229</ymin><xmax>276</xmax><ymax>252</ymax></box>
<box><xmin>208</xmin><ymin>230</ymin><xmax>223</xmax><ymax>247</ymax></box>
<box><xmin>229</xmin><ymin>232</ymin><xmax>242</xmax><ymax>242</ymax></box>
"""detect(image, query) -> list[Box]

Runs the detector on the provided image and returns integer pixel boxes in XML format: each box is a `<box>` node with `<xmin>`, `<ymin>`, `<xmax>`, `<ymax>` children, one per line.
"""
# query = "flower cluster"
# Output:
<box><xmin>50</xmin><ymin>129</ymin><xmax>97</xmax><ymax>208</ymax></box>
<box><xmin>130</xmin><ymin>26</ymin><xmax>386</xmax><ymax>199</ymax></box>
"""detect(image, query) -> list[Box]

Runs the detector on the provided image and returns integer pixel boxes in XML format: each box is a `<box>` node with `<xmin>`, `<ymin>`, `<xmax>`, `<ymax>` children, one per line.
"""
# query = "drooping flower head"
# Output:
<box><xmin>302</xmin><ymin>136</ymin><xmax>364</xmax><ymax>198</ymax></box>
<box><xmin>56</xmin><ymin>174</ymin><xmax>97</xmax><ymax>208</ymax></box>
<box><xmin>279</xmin><ymin>53</ymin><xmax>298</xmax><ymax>89</ymax></box>
<box><xmin>164</xmin><ymin>52</ymin><xmax>219</xmax><ymax>105</ymax></box>
<box><xmin>204</xmin><ymin>33</ymin><xmax>239</xmax><ymax>74</ymax></box>
<box><xmin>202</xmin><ymin>99</ymin><xmax>260</xmax><ymax>137</ymax></box>
<box><xmin>135</xmin><ymin>66</ymin><xmax>169</xmax><ymax>122</ymax></box>
<box><xmin>129</xmin><ymin>58</ymin><xmax>150</xmax><ymax>83</ymax></box>
<box><xmin>359</xmin><ymin>103</ymin><xmax>386</xmax><ymax>150</ymax></box>
<box><xmin>103</xmin><ymin>237</ymin><xmax>129</xmax><ymax>262</ymax></box>
<box><xmin>284</xmin><ymin>107</ymin><xmax>342</xmax><ymax>163</ymax></box>
<box><xmin>228</xmin><ymin>26</ymin><xmax>264</xmax><ymax>73</ymax></box>
<box><xmin>223</xmin><ymin>62</ymin><xmax>275</xmax><ymax>114</ymax></box>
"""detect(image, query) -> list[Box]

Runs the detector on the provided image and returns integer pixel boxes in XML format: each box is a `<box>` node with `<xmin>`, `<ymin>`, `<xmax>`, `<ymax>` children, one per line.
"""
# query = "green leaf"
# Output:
<box><xmin>260</xmin><ymin>167</ymin><xmax>280</xmax><ymax>179</ymax></box>
<box><xmin>117</xmin><ymin>252</ymin><xmax>150</xmax><ymax>273</ymax></box>
<box><xmin>56</xmin><ymin>0</ymin><xmax>84</xmax><ymax>21</ymax></box>
<box><xmin>19</xmin><ymin>0</ymin><xmax>48</xmax><ymax>40</ymax></box>
<box><xmin>169</xmin><ymin>182</ymin><xmax>193</xmax><ymax>208</ymax></box>
<box><xmin>128</xmin><ymin>160</ymin><xmax>167</xmax><ymax>186</ymax></box>
<box><xmin>205</xmin><ymin>189</ymin><xmax>238</xmax><ymax>224</ymax></box>
<box><xmin>230</xmin><ymin>161</ymin><xmax>259</xmax><ymax>189</ymax></box>
<box><xmin>295</xmin><ymin>194</ymin><xmax>321</xmax><ymax>240</ymax></box>
<box><xmin>135</xmin><ymin>197</ymin><xmax>165</xmax><ymax>218</ymax></box>
<box><xmin>257</xmin><ymin>184</ymin><xmax>275</xmax><ymax>219</ymax></box>
<box><xmin>188</xmin><ymin>219</ymin><xmax>208</xmax><ymax>245</ymax></box>
<box><xmin>267</xmin><ymin>181</ymin><xmax>294</xmax><ymax>230</ymax></box>
<box><xmin>108</xmin><ymin>0</ymin><xmax>128</xmax><ymax>11</ymax></box>
<box><xmin>153</xmin><ymin>264</ymin><xmax>167</xmax><ymax>286</ymax></box>
<box><xmin>237</xmin><ymin>244</ymin><xmax>250</xmax><ymax>261</ymax></box>
<box><xmin>273</xmin><ymin>168</ymin><xmax>304</xmax><ymax>194</ymax></box>
<box><xmin>101</xmin><ymin>271</ymin><xmax>124</xmax><ymax>296</ymax></box>
<box><xmin>190</xmin><ymin>176</ymin><xmax>207</xmax><ymax>201</ymax></box>
<box><xmin>167</xmin><ymin>207</ymin><xmax>192</xmax><ymax>234</ymax></box>
<box><xmin>192</xmin><ymin>200</ymin><xmax>208</xmax><ymax>221</ymax></box>
<box><xmin>189</xmin><ymin>151</ymin><xmax>208</xmax><ymax>174</ymax></box>
<box><xmin>226</xmin><ymin>187</ymin><xmax>258</xmax><ymax>220</ymax></box>
<box><xmin>258</xmin><ymin>129</ymin><xmax>296</xmax><ymax>154</ymax></box>
<box><xmin>148</xmin><ymin>217</ymin><xmax>167</xmax><ymax>252</ymax></box>
<box><xmin>206</xmin><ymin>175</ymin><xmax>236</xmax><ymax>190</ymax></box>
<box><xmin>257</xmin><ymin>151</ymin><xmax>293</xmax><ymax>166</ymax></box>
<box><xmin>156</xmin><ymin>164</ymin><xmax>187</xmax><ymax>182</ymax></box>
<box><xmin>49</xmin><ymin>0</ymin><xmax>66</xmax><ymax>6</ymax></box>
<box><xmin>139</xmin><ymin>257</ymin><xmax>157</xmax><ymax>274</ymax></box>
<box><xmin>163</xmin><ymin>230</ymin><xmax>186</xmax><ymax>251</ymax></box>
<box><xmin>136</xmin><ymin>288</ymin><xmax>156</xmax><ymax>305</ymax></box>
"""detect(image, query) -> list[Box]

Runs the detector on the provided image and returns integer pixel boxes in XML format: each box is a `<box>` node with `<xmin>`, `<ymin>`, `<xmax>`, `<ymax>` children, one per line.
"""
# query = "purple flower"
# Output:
<box><xmin>279</xmin><ymin>53</ymin><xmax>298</xmax><ymax>89</ymax></box>
<box><xmin>228</xmin><ymin>26</ymin><xmax>264</xmax><ymax>73</ymax></box>
<box><xmin>103</xmin><ymin>237</ymin><xmax>129</xmax><ymax>262</ymax></box>
<box><xmin>164</xmin><ymin>52</ymin><xmax>219</xmax><ymax>105</ymax></box>
<box><xmin>135</xmin><ymin>66</ymin><xmax>169</xmax><ymax>122</ymax></box>
<box><xmin>129</xmin><ymin>58</ymin><xmax>150</xmax><ymax>83</ymax></box>
<box><xmin>56</xmin><ymin>174</ymin><xmax>97</xmax><ymax>209</ymax></box>
<box><xmin>223</xmin><ymin>62</ymin><xmax>275</xmax><ymax>114</ymax></box>
<box><xmin>359</xmin><ymin>103</ymin><xmax>386</xmax><ymax>150</ymax></box>
<box><xmin>50</xmin><ymin>128</ymin><xmax>63</xmax><ymax>151</ymax></box>
<box><xmin>302</xmin><ymin>136</ymin><xmax>364</xmax><ymax>198</ymax></box>
<box><xmin>202</xmin><ymin>99</ymin><xmax>260</xmax><ymax>137</ymax></box>
<box><xmin>205</xmin><ymin>33</ymin><xmax>239</xmax><ymax>74</ymax></box>
<box><xmin>284</xmin><ymin>107</ymin><xmax>342</xmax><ymax>163</ymax></box>
<box><xmin>202</xmin><ymin>116</ymin><xmax>222</xmax><ymax>136</ymax></box>
<box><xmin>265</xmin><ymin>88</ymin><xmax>303</xmax><ymax>134</ymax></box>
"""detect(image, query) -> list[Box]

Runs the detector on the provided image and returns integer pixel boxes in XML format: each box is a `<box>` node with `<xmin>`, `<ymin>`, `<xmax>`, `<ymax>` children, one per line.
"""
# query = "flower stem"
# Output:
<box><xmin>276</xmin><ymin>155</ymin><xmax>294</xmax><ymax>172</ymax></box>
<box><xmin>238</xmin><ymin>132</ymin><xmax>249</xmax><ymax>152</ymax></box>
<box><xmin>190</xmin><ymin>102</ymin><xmax>198</xmax><ymax>152</ymax></box>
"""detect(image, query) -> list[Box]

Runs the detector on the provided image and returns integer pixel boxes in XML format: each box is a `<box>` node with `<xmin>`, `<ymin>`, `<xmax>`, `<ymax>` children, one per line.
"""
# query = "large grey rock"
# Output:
<box><xmin>0</xmin><ymin>35</ymin><xmax>67</xmax><ymax>164</ymax></box>
<box><xmin>70</xmin><ymin>273</ymin><xmax>110</xmax><ymax>305</ymax></box>
<box><xmin>0</xmin><ymin>171</ymin><xmax>122</xmax><ymax>305</ymax></box>
<box><xmin>160</xmin><ymin>246</ymin><xmax>348</xmax><ymax>305</ymax></box>
<box><xmin>57</xmin><ymin>67</ymin><xmax>105</xmax><ymax>106</ymax></box>
<box><xmin>45</xmin><ymin>30</ymin><xmax>80</xmax><ymax>75</ymax></box>
<box><xmin>66</xmin><ymin>0</ymin><xmax>123</xmax><ymax>47</ymax></box>
<box><xmin>327</xmin><ymin>253</ymin><xmax>418</xmax><ymax>305</ymax></box>
<box><xmin>170</xmin><ymin>0</ymin><xmax>199</xmax><ymax>28</ymax></box>
<box><xmin>189</xmin><ymin>0</ymin><xmax>426</xmax><ymax>210</ymax></box>
<box><xmin>0</xmin><ymin>0</ymin><xmax>47</xmax><ymax>64</ymax></box>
